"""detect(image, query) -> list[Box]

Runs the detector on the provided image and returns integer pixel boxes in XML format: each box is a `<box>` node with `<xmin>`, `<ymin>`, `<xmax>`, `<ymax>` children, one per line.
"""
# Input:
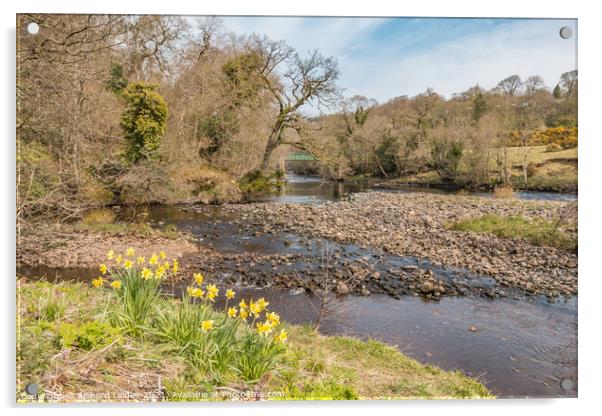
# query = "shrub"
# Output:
<box><xmin>526</xmin><ymin>162</ymin><xmax>538</xmax><ymax>178</ymax></box>
<box><xmin>120</xmin><ymin>83</ymin><xmax>168</xmax><ymax>163</ymax></box>
<box><xmin>239</xmin><ymin>170</ymin><xmax>284</xmax><ymax>198</ymax></box>
<box><xmin>57</xmin><ymin>321</ymin><xmax>120</xmax><ymax>351</ymax></box>
<box><xmin>81</xmin><ymin>208</ymin><xmax>116</xmax><ymax>226</ymax></box>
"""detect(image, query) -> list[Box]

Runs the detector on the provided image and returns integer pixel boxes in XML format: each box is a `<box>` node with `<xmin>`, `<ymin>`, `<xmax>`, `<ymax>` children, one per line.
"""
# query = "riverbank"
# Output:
<box><xmin>17</xmin><ymin>280</ymin><xmax>491</xmax><ymax>402</ymax></box>
<box><xmin>224</xmin><ymin>191</ymin><xmax>577</xmax><ymax>297</ymax></box>
<box><xmin>16</xmin><ymin>221</ymin><xmax>210</xmax><ymax>269</ymax></box>
<box><xmin>371</xmin><ymin>146</ymin><xmax>578</xmax><ymax>194</ymax></box>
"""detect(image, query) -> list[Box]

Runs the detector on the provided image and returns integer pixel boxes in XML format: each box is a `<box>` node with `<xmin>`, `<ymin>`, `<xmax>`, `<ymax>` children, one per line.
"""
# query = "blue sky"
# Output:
<box><xmin>220</xmin><ymin>17</ymin><xmax>577</xmax><ymax>106</ymax></box>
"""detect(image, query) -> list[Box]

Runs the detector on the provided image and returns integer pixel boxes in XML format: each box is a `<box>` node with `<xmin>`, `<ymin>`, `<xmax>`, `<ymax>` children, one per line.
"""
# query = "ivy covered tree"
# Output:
<box><xmin>472</xmin><ymin>91</ymin><xmax>487</xmax><ymax>122</ymax></box>
<box><xmin>120</xmin><ymin>83</ymin><xmax>168</xmax><ymax>162</ymax></box>
<box><xmin>105</xmin><ymin>63</ymin><xmax>129</xmax><ymax>95</ymax></box>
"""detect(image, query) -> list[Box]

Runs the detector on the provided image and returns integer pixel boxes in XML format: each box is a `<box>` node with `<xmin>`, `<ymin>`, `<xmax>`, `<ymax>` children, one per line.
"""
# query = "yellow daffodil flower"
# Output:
<box><xmin>126</xmin><ymin>247</ymin><xmax>135</xmax><ymax>257</ymax></box>
<box><xmin>124</xmin><ymin>259</ymin><xmax>133</xmax><ymax>269</ymax></box>
<box><xmin>227</xmin><ymin>307</ymin><xmax>238</xmax><ymax>318</ymax></box>
<box><xmin>155</xmin><ymin>267</ymin><xmax>165</xmax><ymax>280</ymax></box>
<box><xmin>136</xmin><ymin>256</ymin><xmax>145</xmax><ymax>265</ymax></box>
<box><xmin>239</xmin><ymin>309</ymin><xmax>249</xmax><ymax>319</ymax></box>
<box><xmin>194</xmin><ymin>273</ymin><xmax>204</xmax><ymax>286</ymax></box>
<box><xmin>92</xmin><ymin>277</ymin><xmax>104</xmax><ymax>288</ymax></box>
<box><xmin>256</xmin><ymin>321</ymin><xmax>272</xmax><ymax>335</ymax></box>
<box><xmin>275</xmin><ymin>329</ymin><xmax>288</xmax><ymax>343</ymax></box>
<box><xmin>141</xmin><ymin>268</ymin><xmax>153</xmax><ymax>280</ymax></box>
<box><xmin>115</xmin><ymin>254</ymin><xmax>122</xmax><ymax>264</ymax></box>
<box><xmin>257</xmin><ymin>298</ymin><xmax>269</xmax><ymax>311</ymax></box>
<box><xmin>159</xmin><ymin>251</ymin><xmax>167</xmax><ymax>260</ymax></box>
<box><xmin>250</xmin><ymin>301</ymin><xmax>261</xmax><ymax>318</ymax></box>
<box><xmin>266</xmin><ymin>312</ymin><xmax>280</xmax><ymax>325</ymax></box>
<box><xmin>239</xmin><ymin>299</ymin><xmax>247</xmax><ymax>310</ymax></box>
<box><xmin>149</xmin><ymin>253</ymin><xmax>159</xmax><ymax>265</ymax></box>
<box><xmin>226</xmin><ymin>288</ymin><xmax>235</xmax><ymax>300</ymax></box>
<box><xmin>172</xmin><ymin>259</ymin><xmax>179</xmax><ymax>274</ymax></box>
<box><xmin>201</xmin><ymin>320</ymin><xmax>214</xmax><ymax>333</ymax></box>
<box><xmin>110</xmin><ymin>280</ymin><xmax>122</xmax><ymax>289</ymax></box>
<box><xmin>99</xmin><ymin>264</ymin><xmax>107</xmax><ymax>275</ymax></box>
<box><xmin>107</xmin><ymin>250</ymin><xmax>115</xmax><ymax>260</ymax></box>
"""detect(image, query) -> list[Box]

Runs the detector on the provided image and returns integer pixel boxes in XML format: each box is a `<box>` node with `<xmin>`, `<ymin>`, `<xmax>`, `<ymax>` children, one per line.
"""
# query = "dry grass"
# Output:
<box><xmin>81</xmin><ymin>208</ymin><xmax>116</xmax><ymax>226</ymax></box>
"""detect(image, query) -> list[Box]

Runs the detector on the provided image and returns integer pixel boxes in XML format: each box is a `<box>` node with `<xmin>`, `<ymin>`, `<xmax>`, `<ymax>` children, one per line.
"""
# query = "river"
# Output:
<box><xmin>21</xmin><ymin>174</ymin><xmax>578</xmax><ymax>398</ymax></box>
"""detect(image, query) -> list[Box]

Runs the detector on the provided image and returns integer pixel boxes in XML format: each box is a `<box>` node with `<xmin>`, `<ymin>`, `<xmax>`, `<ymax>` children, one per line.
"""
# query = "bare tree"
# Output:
<box><xmin>559</xmin><ymin>70</ymin><xmax>578</xmax><ymax>97</ymax></box>
<box><xmin>497</xmin><ymin>74</ymin><xmax>523</xmax><ymax>96</ymax></box>
<box><xmin>245</xmin><ymin>35</ymin><xmax>341</xmax><ymax>170</ymax></box>
<box><xmin>524</xmin><ymin>75</ymin><xmax>545</xmax><ymax>95</ymax></box>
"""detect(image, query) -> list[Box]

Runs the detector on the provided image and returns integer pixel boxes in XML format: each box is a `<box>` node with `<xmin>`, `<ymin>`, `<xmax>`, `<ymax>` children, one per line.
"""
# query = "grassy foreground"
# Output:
<box><xmin>17</xmin><ymin>280</ymin><xmax>491</xmax><ymax>402</ymax></box>
<box><xmin>451</xmin><ymin>214</ymin><xmax>577</xmax><ymax>251</ymax></box>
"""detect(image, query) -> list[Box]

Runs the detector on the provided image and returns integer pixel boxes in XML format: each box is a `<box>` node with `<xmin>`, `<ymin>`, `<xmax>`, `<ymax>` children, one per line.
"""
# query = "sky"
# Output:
<box><xmin>220</xmin><ymin>17</ymin><xmax>577</xmax><ymax>107</ymax></box>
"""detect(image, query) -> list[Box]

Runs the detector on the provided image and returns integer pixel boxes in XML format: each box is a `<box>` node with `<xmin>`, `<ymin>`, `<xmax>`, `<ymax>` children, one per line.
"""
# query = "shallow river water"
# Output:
<box><xmin>21</xmin><ymin>175</ymin><xmax>578</xmax><ymax>398</ymax></box>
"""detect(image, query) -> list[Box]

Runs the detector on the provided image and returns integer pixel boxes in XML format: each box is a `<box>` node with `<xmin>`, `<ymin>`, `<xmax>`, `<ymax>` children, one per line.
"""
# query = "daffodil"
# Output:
<box><xmin>172</xmin><ymin>259</ymin><xmax>179</xmax><ymax>274</ymax></box>
<box><xmin>141</xmin><ymin>268</ymin><xmax>153</xmax><ymax>280</ymax></box>
<box><xmin>163</xmin><ymin>261</ymin><xmax>170</xmax><ymax>269</ymax></box>
<box><xmin>110</xmin><ymin>280</ymin><xmax>122</xmax><ymax>289</ymax></box>
<box><xmin>188</xmin><ymin>287</ymin><xmax>204</xmax><ymax>298</ymax></box>
<box><xmin>227</xmin><ymin>307</ymin><xmax>238</xmax><ymax>318</ymax></box>
<box><xmin>275</xmin><ymin>329</ymin><xmax>288</xmax><ymax>343</ymax></box>
<box><xmin>239</xmin><ymin>299</ymin><xmax>248</xmax><ymax>310</ymax></box>
<box><xmin>256</xmin><ymin>321</ymin><xmax>272</xmax><ymax>335</ymax></box>
<box><xmin>226</xmin><ymin>288</ymin><xmax>235</xmax><ymax>300</ymax></box>
<box><xmin>239</xmin><ymin>309</ymin><xmax>249</xmax><ymax>319</ymax></box>
<box><xmin>126</xmin><ymin>247</ymin><xmax>135</xmax><ymax>257</ymax></box>
<box><xmin>257</xmin><ymin>298</ymin><xmax>269</xmax><ymax>311</ymax></box>
<box><xmin>206</xmin><ymin>284</ymin><xmax>218</xmax><ymax>301</ymax></box>
<box><xmin>155</xmin><ymin>267</ymin><xmax>165</xmax><ymax>279</ymax></box>
<box><xmin>250</xmin><ymin>301</ymin><xmax>261</xmax><ymax>318</ymax></box>
<box><xmin>159</xmin><ymin>251</ymin><xmax>167</xmax><ymax>260</ymax></box>
<box><xmin>123</xmin><ymin>259</ymin><xmax>133</xmax><ymax>269</ymax></box>
<box><xmin>201</xmin><ymin>320</ymin><xmax>214</xmax><ymax>333</ymax></box>
<box><xmin>92</xmin><ymin>277</ymin><xmax>104</xmax><ymax>288</ymax></box>
<box><xmin>115</xmin><ymin>254</ymin><xmax>123</xmax><ymax>264</ymax></box>
<box><xmin>194</xmin><ymin>273</ymin><xmax>204</xmax><ymax>286</ymax></box>
<box><xmin>136</xmin><ymin>256</ymin><xmax>146</xmax><ymax>265</ymax></box>
<box><xmin>149</xmin><ymin>253</ymin><xmax>159</xmax><ymax>265</ymax></box>
<box><xmin>107</xmin><ymin>250</ymin><xmax>115</xmax><ymax>260</ymax></box>
<box><xmin>99</xmin><ymin>264</ymin><xmax>107</xmax><ymax>275</ymax></box>
<box><xmin>266</xmin><ymin>312</ymin><xmax>280</xmax><ymax>325</ymax></box>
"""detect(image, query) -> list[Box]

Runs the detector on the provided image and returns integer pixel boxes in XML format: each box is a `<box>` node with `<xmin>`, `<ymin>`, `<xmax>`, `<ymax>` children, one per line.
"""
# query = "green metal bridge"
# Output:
<box><xmin>285</xmin><ymin>152</ymin><xmax>317</xmax><ymax>161</ymax></box>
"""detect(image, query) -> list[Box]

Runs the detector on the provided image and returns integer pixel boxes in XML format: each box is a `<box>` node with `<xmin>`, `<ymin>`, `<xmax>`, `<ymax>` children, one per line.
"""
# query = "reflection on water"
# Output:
<box><xmin>260</xmin><ymin>174</ymin><xmax>577</xmax><ymax>203</ymax></box>
<box><xmin>177</xmin><ymin>284</ymin><xmax>577</xmax><ymax>398</ymax></box>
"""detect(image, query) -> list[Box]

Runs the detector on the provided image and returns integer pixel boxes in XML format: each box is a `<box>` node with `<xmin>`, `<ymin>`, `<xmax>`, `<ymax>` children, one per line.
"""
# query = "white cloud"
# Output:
<box><xmin>220</xmin><ymin>17</ymin><xmax>577</xmax><ymax>107</ymax></box>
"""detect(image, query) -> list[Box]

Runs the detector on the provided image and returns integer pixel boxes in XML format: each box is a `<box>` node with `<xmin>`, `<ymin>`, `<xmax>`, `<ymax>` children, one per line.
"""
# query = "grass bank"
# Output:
<box><xmin>450</xmin><ymin>214</ymin><xmax>577</xmax><ymax>251</ymax></box>
<box><xmin>380</xmin><ymin>146</ymin><xmax>577</xmax><ymax>193</ymax></box>
<box><xmin>17</xmin><ymin>280</ymin><xmax>491</xmax><ymax>402</ymax></box>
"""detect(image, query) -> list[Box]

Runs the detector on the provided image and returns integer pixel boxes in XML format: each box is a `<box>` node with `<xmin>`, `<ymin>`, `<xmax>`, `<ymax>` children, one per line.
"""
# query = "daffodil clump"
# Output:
<box><xmin>94</xmin><ymin>248</ymin><xmax>180</xmax><ymax>336</ymax></box>
<box><xmin>91</xmin><ymin>252</ymin><xmax>288</xmax><ymax>384</ymax></box>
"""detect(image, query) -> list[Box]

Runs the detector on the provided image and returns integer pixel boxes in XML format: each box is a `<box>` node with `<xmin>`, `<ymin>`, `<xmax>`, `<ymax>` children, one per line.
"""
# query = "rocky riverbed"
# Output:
<box><xmin>218</xmin><ymin>192</ymin><xmax>577</xmax><ymax>297</ymax></box>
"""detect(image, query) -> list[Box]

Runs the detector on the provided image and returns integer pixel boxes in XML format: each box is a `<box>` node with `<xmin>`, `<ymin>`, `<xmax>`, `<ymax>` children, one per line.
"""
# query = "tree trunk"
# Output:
<box><xmin>261</xmin><ymin>121</ymin><xmax>284</xmax><ymax>170</ymax></box>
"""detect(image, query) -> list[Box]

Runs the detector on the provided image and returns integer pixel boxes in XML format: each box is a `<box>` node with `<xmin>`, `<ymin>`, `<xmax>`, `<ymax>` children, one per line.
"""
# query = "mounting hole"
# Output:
<box><xmin>560</xmin><ymin>378</ymin><xmax>574</xmax><ymax>391</ymax></box>
<box><xmin>26</xmin><ymin>22</ymin><xmax>39</xmax><ymax>35</ymax></box>
<box><xmin>25</xmin><ymin>382</ymin><xmax>39</xmax><ymax>395</ymax></box>
<box><xmin>559</xmin><ymin>26</ymin><xmax>573</xmax><ymax>39</ymax></box>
